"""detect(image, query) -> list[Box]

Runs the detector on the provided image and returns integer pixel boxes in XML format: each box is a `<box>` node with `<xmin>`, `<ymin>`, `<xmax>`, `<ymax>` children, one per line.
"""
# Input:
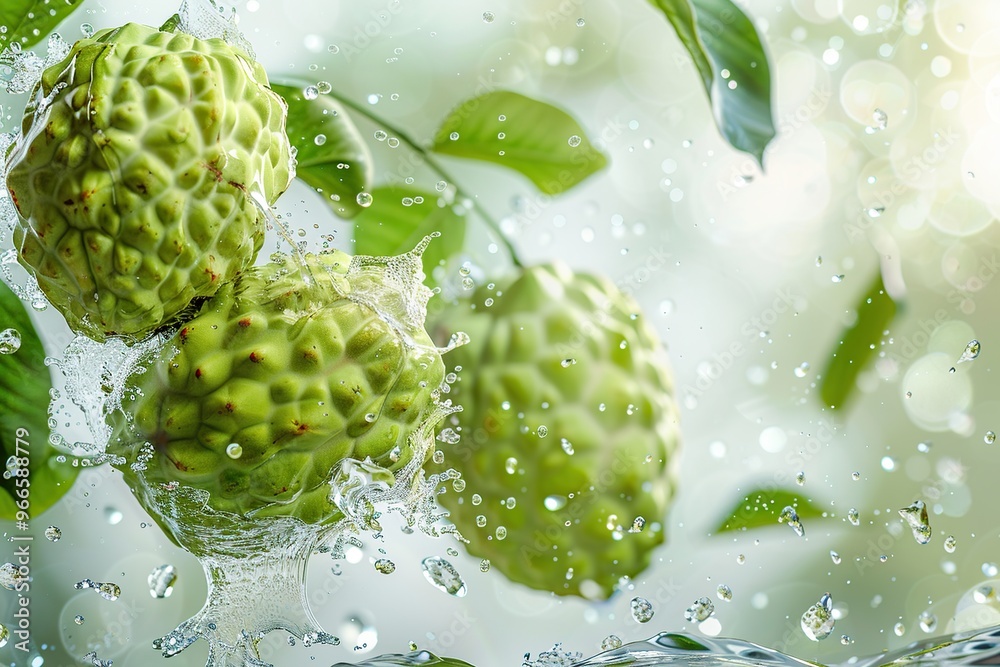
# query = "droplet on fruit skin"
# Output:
<box><xmin>226</xmin><ymin>443</ymin><xmax>242</xmax><ymax>459</ymax></box>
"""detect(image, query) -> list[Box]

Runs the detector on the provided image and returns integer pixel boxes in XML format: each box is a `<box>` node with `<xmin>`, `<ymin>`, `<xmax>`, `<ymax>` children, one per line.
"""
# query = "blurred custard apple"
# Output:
<box><xmin>107</xmin><ymin>250</ymin><xmax>446</xmax><ymax>528</ymax></box>
<box><xmin>431</xmin><ymin>263</ymin><xmax>680</xmax><ymax>599</ymax></box>
<box><xmin>5</xmin><ymin>22</ymin><xmax>292</xmax><ymax>341</ymax></box>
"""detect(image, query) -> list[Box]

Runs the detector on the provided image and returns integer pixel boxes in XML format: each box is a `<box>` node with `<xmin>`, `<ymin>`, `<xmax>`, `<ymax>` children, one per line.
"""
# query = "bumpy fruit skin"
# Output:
<box><xmin>107</xmin><ymin>251</ymin><xmax>446</xmax><ymax>526</ymax></box>
<box><xmin>5</xmin><ymin>22</ymin><xmax>292</xmax><ymax>341</ymax></box>
<box><xmin>431</xmin><ymin>263</ymin><xmax>680</xmax><ymax>599</ymax></box>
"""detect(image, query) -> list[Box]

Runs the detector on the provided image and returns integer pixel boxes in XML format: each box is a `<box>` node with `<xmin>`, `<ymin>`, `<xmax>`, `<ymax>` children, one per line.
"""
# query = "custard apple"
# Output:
<box><xmin>107</xmin><ymin>250</ymin><xmax>446</xmax><ymax>528</ymax></box>
<box><xmin>5</xmin><ymin>22</ymin><xmax>292</xmax><ymax>341</ymax></box>
<box><xmin>430</xmin><ymin>263</ymin><xmax>680</xmax><ymax>599</ymax></box>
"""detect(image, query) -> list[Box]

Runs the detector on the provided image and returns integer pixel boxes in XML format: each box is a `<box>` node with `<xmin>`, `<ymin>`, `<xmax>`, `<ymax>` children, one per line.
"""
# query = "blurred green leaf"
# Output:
<box><xmin>273</xmin><ymin>83</ymin><xmax>374</xmax><ymax>220</ymax></box>
<box><xmin>649</xmin><ymin>0</ymin><xmax>776</xmax><ymax>165</ymax></box>
<box><xmin>353</xmin><ymin>185</ymin><xmax>466</xmax><ymax>286</ymax></box>
<box><xmin>432</xmin><ymin>90</ymin><xmax>608</xmax><ymax>194</ymax></box>
<box><xmin>0</xmin><ymin>281</ymin><xmax>78</xmax><ymax>520</ymax></box>
<box><xmin>820</xmin><ymin>271</ymin><xmax>897</xmax><ymax>410</ymax></box>
<box><xmin>714</xmin><ymin>488</ymin><xmax>826</xmax><ymax>534</ymax></box>
<box><xmin>0</xmin><ymin>0</ymin><xmax>84</xmax><ymax>49</ymax></box>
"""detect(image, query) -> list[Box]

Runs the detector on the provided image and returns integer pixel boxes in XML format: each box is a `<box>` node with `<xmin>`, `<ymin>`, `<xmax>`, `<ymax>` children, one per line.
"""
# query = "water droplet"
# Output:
<box><xmin>736</xmin><ymin>554</ymin><xmax>746</xmax><ymax>565</ymax></box>
<box><xmin>0</xmin><ymin>329</ymin><xmax>21</xmax><ymax>354</ymax></box>
<box><xmin>80</xmin><ymin>22</ymin><xmax>95</xmax><ymax>37</ymax></box>
<box><xmin>471</xmin><ymin>493</ymin><xmax>482</xmax><ymax>506</ymax></box>
<box><xmin>629</xmin><ymin>516</ymin><xmax>646</xmax><ymax>533</ymax></box>
<box><xmin>576</xmin><ymin>18</ymin><xmax>586</xmax><ymax>27</ymax></box>
<box><xmin>801</xmin><ymin>593</ymin><xmax>835</xmax><ymax>641</ymax></box>
<box><xmin>420</xmin><ymin>557</ymin><xmax>467</xmax><ymax>597</ymax></box>
<box><xmin>894</xmin><ymin>622</ymin><xmax>905</xmax><ymax>636</ymax></box>
<box><xmin>779</xmin><ymin>506</ymin><xmax>805</xmax><ymax>537</ymax></box>
<box><xmin>302</xmin><ymin>85</ymin><xmax>319</xmax><ymax>100</ymax></box>
<box><xmin>601</xmin><ymin>635</ymin><xmax>622</xmax><ymax>650</ymax></box>
<box><xmin>431</xmin><ymin>450</ymin><xmax>445</xmax><ymax>464</ymax></box>
<box><xmin>683</xmin><ymin>597</ymin><xmax>713</xmax><ymax>622</ymax></box>
<box><xmin>852</xmin><ymin>471</ymin><xmax>861</xmax><ymax>481</ymax></box>
<box><xmin>865</xmin><ymin>108</ymin><xmax>888</xmax><ymax>133</ymax></box>
<box><xmin>985</xmin><ymin>562</ymin><xmax>999</xmax><ymax>577</ymax></box>
<box><xmin>314</xmin><ymin>133</ymin><xmax>326</xmax><ymax>146</ymax></box>
<box><xmin>944</xmin><ymin>535</ymin><xmax>957</xmax><ymax>553</ymax></box>
<box><xmin>449</xmin><ymin>131</ymin><xmax>460</xmax><ymax>141</ymax></box>
<box><xmin>986</xmin><ymin>431</ymin><xmax>996</xmax><ymax>444</ymax></box>
<box><xmin>794</xmin><ymin>362</ymin><xmax>810</xmax><ymax>378</ymax></box>
<box><xmin>848</xmin><ymin>508</ymin><xmax>860</xmax><ymax>525</ymax></box>
<box><xmin>717</xmin><ymin>584</ymin><xmax>733</xmax><ymax>601</ymax></box>
<box><xmin>373</xmin><ymin>559</ymin><xmax>395</xmax><ymax>575</ymax></box>
<box><xmin>918</xmin><ymin>610</ymin><xmax>937</xmax><ymax>633</ymax></box>
<box><xmin>504</xmin><ymin>457</ymin><xmax>517</xmax><ymax>474</ymax></box>
<box><xmin>560</xmin><ymin>438</ymin><xmax>575</xmax><ymax>455</ymax></box>
<box><xmin>832</xmin><ymin>274</ymin><xmax>845</xmax><ymax>283</ymax></box>
<box><xmin>830</xmin><ymin>550</ymin><xmax>842</xmax><ymax>564</ymax></box>
<box><xmin>495</xmin><ymin>526</ymin><xmax>507</xmax><ymax>540</ymax></box>
<box><xmin>0</xmin><ymin>624</ymin><xmax>7</xmax><ymax>648</ymax></box>
<box><xmin>104</xmin><ymin>507</ymin><xmax>123</xmax><ymax>525</ymax></box>
<box><xmin>543</xmin><ymin>495</ymin><xmax>567</xmax><ymax>511</ymax></box>
<box><xmin>560</xmin><ymin>358</ymin><xmax>576</xmax><ymax>368</ymax></box>
<box><xmin>356</xmin><ymin>192</ymin><xmax>373</xmax><ymax>208</ymax></box>
<box><xmin>567</xmin><ymin>135</ymin><xmax>582</xmax><ymax>147</ymax></box>
<box><xmin>504</xmin><ymin>496</ymin><xmax>516</xmax><ymax>509</ymax></box>
<box><xmin>475</xmin><ymin>515</ymin><xmax>487</xmax><ymax>527</ymax></box>
<box><xmin>974</xmin><ymin>585</ymin><xmax>996</xmax><ymax>604</ymax></box>
<box><xmin>479</xmin><ymin>559</ymin><xmax>490</xmax><ymax>573</ymax></box>
<box><xmin>0</xmin><ymin>563</ymin><xmax>26</xmax><ymax>590</ymax></box>
<box><xmin>44</xmin><ymin>526</ymin><xmax>61</xmax><ymax>542</ymax></box>
<box><xmin>482</xmin><ymin>11</ymin><xmax>495</xmax><ymax>23</ymax></box>
<box><xmin>373</xmin><ymin>130</ymin><xmax>388</xmax><ymax>141</ymax></box>
<box><xmin>536</xmin><ymin>425</ymin><xmax>548</xmax><ymax>438</ymax></box>
<box><xmin>225</xmin><ymin>443</ymin><xmax>243</xmax><ymax>459</ymax></box>
<box><xmin>841</xmin><ymin>635</ymin><xmax>853</xmax><ymax>645</ymax></box>
<box><xmin>795</xmin><ymin>471</ymin><xmax>805</xmax><ymax>486</ymax></box>
<box><xmin>631</xmin><ymin>596</ymin><xmax>655</xmax><ymax>623</ymax></box>
<box><xmin>148</xmin><ymin>564</ymin><xmax>177</xmax><ymax>599</ymax></box>
<box><xmin>898</xmin><ymin>500</ymin><xmax>931</xmax><ymax>545</ymax></box>
<box><xmin>74</xmin><ymin>614</ymin><xmax>85</xmax><ymax>625</ymax></box>
<box><xmin>316</xmin><ymin>81</ymin><xmax>332</xmax><ymax>94</ymax></box>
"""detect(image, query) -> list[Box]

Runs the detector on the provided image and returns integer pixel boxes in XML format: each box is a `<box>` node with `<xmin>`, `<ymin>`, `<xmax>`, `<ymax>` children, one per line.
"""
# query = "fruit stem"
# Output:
<box><xmin>326</xmin><ymin>91</ymin><xmax>524</xmax><ymax>269</ymax></box>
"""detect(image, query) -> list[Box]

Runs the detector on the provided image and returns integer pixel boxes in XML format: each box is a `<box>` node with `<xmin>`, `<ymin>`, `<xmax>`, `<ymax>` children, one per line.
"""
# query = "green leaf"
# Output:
<box><xmin>649</xmin><ymin>0</ymin><xmax>776</xmax><ymax>165</ymax></box>
<box><xmin>714</xmin><ymin>488</ymin><xmax>826</xmax><ymax>534</ymax></box>
<box><xmin>272</xmin><ymin>83</ymin><xmax>374</xmax><ymax>220</ymax></box>
<box><xmin>0</xmin><ymin>282</ymin><xmax>78</xmax><ymax>520</ymax></box>
<box><xmin>353</xmin><ymin>185</ymin><xmax>466</xmax><ymax>285</ymax></box>
<box><xmin>819</xmin><ymin>271</ymin><xmax>898</xmax><ymax>410</ymax></box>
<box><xmin>432</xmin><ymin>90</ymin><xmax>608</xmax><ymax>195</ymax></box>
<box><xmin>0</xmin><ymin>0</ymin><xmax>85</xmax><ymax>49</ymax></box>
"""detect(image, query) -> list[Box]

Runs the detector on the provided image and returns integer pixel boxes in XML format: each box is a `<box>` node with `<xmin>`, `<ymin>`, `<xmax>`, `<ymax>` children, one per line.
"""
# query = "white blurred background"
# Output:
<box><xmin>6</xmin><ymin>0</ymin><xmax>1000</xmax><ymax>665</ymax></box>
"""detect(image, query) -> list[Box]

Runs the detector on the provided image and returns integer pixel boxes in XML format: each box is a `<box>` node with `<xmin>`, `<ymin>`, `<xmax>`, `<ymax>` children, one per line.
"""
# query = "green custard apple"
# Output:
<box><xmin>107</xmin><ymin>251</ymin><xmax>446</xmax><ymax>530</ymax></box>
<box><xmin>5</xmin><ymin>22</ymin><xmax>292</xmax><ymax>341</ymax></box>
<box><xmin>431</xmin><ymin>263</ymin><xmax>680</xmax><ymax>599</ymax></box>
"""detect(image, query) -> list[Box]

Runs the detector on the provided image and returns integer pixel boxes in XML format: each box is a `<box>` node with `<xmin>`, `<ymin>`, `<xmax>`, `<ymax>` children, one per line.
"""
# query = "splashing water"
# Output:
<box><xmin>778</xmin><ymin>506</ymin><xmax>805</xmax><ymax>537</ymax></box>
<box><xmin>950</xmin><ymin>339</ymin><xmax>981</xmax><ymax>373</ymax></box>
<box><xmin>800</xmin><ymin>593</ymin><xmax>835</xmax><ymax>641</ymax></box>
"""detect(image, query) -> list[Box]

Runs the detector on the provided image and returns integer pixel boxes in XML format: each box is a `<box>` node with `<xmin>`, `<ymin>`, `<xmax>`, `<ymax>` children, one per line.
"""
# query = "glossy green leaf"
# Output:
<box><xmin>714</xmin><ymin>488</ymin><xmax>826</xmax><ymax>534</ymax></box>
<box><xmin>353</xmin><ymin>186</ymin><xmax>466</xmax><ymax>285</ymax></box>
<box><xmin>819</xmin><ymin>271</ymin><xmax>898</xmax><ymax>410</ymax></box>
<box><xmin>649</xmin><ymin>0</ymin><xmax>775</xmax><ymax>165</ymax></box>
<box><xmin>432</xmin><ymin>90</ymin><xmax>608</xmax><ymax>195</ymax></box>
<box><xmin>272</xmin><ymin>83</ymin><xmax>374</xmax><ymax>220</ymax></box>
<box><xmin>0</xmin><ymin>0</ymin><xmax>85</xmax><ymax>49</ymax></box>
<box><xmin>0</xmin><ymin>281</ymin><xmax>78</xmax><ymax>520</ymax></box>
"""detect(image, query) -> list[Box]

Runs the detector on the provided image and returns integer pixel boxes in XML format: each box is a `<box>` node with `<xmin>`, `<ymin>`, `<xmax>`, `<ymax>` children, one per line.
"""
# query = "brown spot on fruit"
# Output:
<box><xmin>238</xmin><ymin>317</ymin><xmax>252</xmax><ymax>328</ymax></box>
<box><xmin>195</xmin><ymin>368</ymin><xmax>203</xmax><ymax>379</ymax></box>
<box><xmin>249</xmin><ymin>351</ymin><xmax>262</xmax><ymax>363</ymax></box>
